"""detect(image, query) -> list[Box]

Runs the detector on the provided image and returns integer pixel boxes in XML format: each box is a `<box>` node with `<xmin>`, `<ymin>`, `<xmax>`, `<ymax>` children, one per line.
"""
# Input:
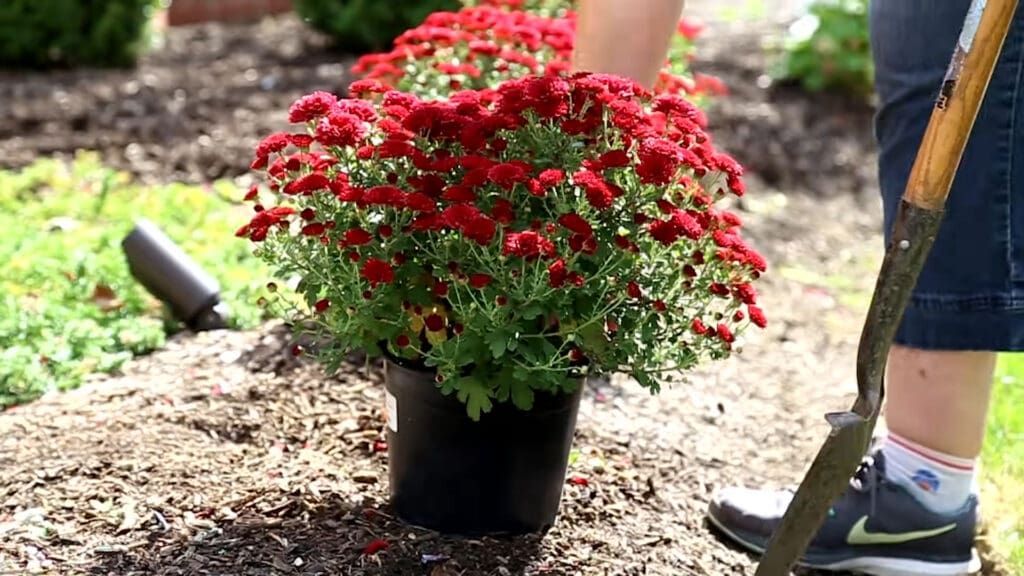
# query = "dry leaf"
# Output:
<box><xmin>91</xmin><ymin>284</ymin><xmax>123</xmax><ymax>312</ymax></box>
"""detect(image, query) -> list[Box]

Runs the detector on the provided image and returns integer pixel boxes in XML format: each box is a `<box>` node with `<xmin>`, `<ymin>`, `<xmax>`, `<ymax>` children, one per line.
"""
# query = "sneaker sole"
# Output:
<box><xmin>707</xmin><ymin>511</ymin><xmax>981</xmax><ymax>575</ymax></box>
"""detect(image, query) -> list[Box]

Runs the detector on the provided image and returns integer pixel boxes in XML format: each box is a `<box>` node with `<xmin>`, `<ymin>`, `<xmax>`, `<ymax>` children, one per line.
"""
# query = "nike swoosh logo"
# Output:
<box><xmin>847</xmin><ymin>516</ymin><xmax>957</xmax><ymax>545</ymax></box>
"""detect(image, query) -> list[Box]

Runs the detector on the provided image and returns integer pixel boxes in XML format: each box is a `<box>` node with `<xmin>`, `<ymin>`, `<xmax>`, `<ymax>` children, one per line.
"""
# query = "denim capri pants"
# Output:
<box><xmin>870</xmin><ymin>1</ymin><xmax>1024</xmax><ymax>350</ymax></box>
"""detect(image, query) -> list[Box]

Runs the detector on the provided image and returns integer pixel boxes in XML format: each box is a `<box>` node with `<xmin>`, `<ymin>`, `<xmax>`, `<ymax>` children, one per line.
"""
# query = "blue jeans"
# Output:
<box><xmin>870</xmin><ymin>0</ymin><xmax>1024</xmax><ymax>350</ymax></box>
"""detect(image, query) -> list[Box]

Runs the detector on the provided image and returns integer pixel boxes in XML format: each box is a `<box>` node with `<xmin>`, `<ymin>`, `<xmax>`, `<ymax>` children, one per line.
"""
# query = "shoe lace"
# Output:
<box><xmin>850</xmin><ymin>455</ymin><xmax>881</xmax><ymax>514</ymax></box>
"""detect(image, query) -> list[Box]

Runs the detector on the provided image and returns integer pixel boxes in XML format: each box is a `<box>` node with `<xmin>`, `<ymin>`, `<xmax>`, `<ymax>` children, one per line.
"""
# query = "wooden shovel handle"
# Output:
<box><xmin>905</xmin><ymin>0</ymin><xmax>1019</xmax><ymax>210</ymax></box>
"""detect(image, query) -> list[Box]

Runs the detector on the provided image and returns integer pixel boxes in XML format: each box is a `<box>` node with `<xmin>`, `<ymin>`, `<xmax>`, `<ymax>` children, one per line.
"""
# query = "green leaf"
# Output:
<box><xmin>510</xmin><ymin>381</ymin><xmax>535</xmax><ymax>411</ymax></box>
<box><xmin>578</xmin><ymin>321</ymin><xmax>608</xmax><ymax>356</ymax></box>
<box><xmin>455</xmin><ymin>376</ymin><xmax>494</xmax><ymax>421</ymax></box>
<box><xmin>521</xmin><ymin>303</ymin><xmax>544</xmax><ymax>320</ymax></box>
<box><xmin>486</xmin><ymin>329</ymin><xmax>508</xmax><ymax>359</ymax></box>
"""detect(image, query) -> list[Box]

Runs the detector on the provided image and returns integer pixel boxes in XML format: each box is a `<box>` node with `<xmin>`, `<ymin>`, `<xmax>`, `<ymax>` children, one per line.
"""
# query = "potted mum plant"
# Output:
<box><xmin>239</xmin><ymin>73</ymin><xmax>765</xmax><ymax>535</ymax></box>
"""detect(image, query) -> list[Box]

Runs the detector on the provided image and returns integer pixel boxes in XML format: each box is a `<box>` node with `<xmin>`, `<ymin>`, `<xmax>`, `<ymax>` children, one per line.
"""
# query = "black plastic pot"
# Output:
<box><xmin>384</xmin><ymin>359</ymin><xmax>583</xmax><ymax>536</ymax></box>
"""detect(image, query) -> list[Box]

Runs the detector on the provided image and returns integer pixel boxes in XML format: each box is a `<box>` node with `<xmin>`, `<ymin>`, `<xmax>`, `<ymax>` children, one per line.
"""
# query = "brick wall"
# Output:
<box><xmin>166</xmin><ymin>0</ymin><xmax>293</xmax><ymax>26</ymax></box>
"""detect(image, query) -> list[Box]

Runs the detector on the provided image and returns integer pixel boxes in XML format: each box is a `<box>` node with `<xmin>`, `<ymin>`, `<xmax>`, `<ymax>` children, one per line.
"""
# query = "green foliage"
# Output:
<box><xmin>0</xmin><ymin>154</ymin><xmax>270</xmax><ymax>408</ymax></box>
<box><xmin>776</xmin><ymin>0</ymin><xmax>873</xmax><ymax>95</ymax></box>
<box><xmin>294</xmin><ymin>0</ymin><xmax>462</xmax><ymax>52</ymax></box>
<box><xmin>983</xmin><ymin>355</ymin><xmax>1024</xmax><ymax>573</ymax></box>
<box><xmin>0</xmin><ymin>0</ymin><xmax>157</xmax><ymax>68</ymax></box>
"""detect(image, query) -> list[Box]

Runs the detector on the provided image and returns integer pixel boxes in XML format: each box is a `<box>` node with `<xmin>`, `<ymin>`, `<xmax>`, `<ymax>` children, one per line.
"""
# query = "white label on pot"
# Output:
<box><xmin>386</xmin><ymin>391</ymin><xmax>398</xmax><ymax>433</ymax></box>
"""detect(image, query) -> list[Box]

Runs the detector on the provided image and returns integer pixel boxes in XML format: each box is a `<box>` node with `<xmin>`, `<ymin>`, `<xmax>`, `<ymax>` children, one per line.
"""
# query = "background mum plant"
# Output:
<box><xmin>352</xmin><ymin>4</ymin><xmax>724</xmax><ymax>105</ymax></box>
<box><xmin>241</xmin><ymin>74</ymin><xmax>766</xmax><ymax>420</ymax></box>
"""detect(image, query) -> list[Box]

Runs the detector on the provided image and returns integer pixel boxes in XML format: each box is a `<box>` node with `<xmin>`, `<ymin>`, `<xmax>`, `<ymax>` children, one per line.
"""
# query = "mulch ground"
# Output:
<box><xmin>0</xmin><ymin>3</ymin><xmax>1009</xmax><ymax>576</ymax></box>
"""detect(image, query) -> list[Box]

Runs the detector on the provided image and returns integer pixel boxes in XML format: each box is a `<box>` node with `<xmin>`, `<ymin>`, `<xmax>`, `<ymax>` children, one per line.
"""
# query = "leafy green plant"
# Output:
<box><xmin>293</xmin><ymin>0</ymin><xmax>461</xmax><ymax>52</ymax></box>
<box><xmin>0</xmin><ymin>0</ymin><xmax>157</xmax><ymax>68</ymax></box>
<box><xmin>243</xmin><ymin>75</ymin><xmax>765</xmax><ymax>420</ymax></box>
<box><xmin>776</xmin><ymin>0</ymin><xmax>873</xmax><ymax>95</ymax></box>
<box><xmin>0</xmin><ymin>154</ymin><xmax>269</xmax><ymax>408</ymax></box>
<box><xmin>982</xmin><ymin>355</ymin><xmax>1024</xmax><ymax>573</ymax></box>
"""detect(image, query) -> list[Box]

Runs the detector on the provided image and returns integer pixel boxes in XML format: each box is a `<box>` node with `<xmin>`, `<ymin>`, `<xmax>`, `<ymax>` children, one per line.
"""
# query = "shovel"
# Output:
<box><xmin>754</xmin><ymin>1</ymin><xmax>1020</xmax><ymax>574</ymax></box>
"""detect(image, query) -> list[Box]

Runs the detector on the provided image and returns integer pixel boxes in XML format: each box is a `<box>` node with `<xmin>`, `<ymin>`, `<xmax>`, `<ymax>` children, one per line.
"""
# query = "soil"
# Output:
<box><xmin>0</xmin><ymin>4</ymin><xmax>1008</xmax><ymax>576</ymax></box>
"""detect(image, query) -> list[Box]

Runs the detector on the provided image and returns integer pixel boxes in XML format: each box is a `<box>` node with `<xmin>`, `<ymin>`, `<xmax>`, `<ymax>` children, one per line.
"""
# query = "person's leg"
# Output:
<box><xmin>885</xmin><ymin>348</ymin><xmax>995</xmax><ymax>460</ymax></box>
<box><xmin>881</xmin><ymin>347</ymin><xmax>994</xmax><ymax>515</ymax></box>
<box><xmin>707</xmin><ymin>1</ymin><xmax>1024</xmax><ymax>573</ymax></box>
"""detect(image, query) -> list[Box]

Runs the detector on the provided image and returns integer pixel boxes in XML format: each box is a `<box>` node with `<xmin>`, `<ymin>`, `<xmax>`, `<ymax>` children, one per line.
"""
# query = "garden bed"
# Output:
<box><xmin>3</xmin><ymin>3</ymin><xmax>1013</xmax><ymax>575</ymax></box>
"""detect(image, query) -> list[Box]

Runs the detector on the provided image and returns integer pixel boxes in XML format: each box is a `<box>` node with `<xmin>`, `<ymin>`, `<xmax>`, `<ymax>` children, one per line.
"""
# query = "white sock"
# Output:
<box><xmin>881</xmin><ymin>433</ymin><xmax>976</xmax><ymax>515</ymax></box>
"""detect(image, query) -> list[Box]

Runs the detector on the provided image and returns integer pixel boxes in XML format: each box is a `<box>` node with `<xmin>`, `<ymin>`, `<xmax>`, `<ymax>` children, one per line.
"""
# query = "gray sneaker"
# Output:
<box><xmin>707</xmin><ymin>453</ymin><xmax>979</xmax><ymax>575</ymax></box>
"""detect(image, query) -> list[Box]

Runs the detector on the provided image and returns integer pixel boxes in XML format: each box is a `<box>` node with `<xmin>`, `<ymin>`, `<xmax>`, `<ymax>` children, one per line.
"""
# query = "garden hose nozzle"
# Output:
<box><xmin>122</xmin><ymin>219</ymin><xmax>229</xmax><ymax>331</ymax></box>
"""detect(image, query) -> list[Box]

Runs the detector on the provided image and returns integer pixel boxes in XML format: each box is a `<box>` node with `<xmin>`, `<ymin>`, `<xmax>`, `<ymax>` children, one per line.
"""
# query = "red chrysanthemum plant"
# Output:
<box><xmin>239</xmin><ymin>73</ymin><xmax>766</xmax><ymax>420</ymax></box>
<box><xmin>352</xmin><ymin>5</ymin><xmax>722</xmax><ymax>105</ymax></box>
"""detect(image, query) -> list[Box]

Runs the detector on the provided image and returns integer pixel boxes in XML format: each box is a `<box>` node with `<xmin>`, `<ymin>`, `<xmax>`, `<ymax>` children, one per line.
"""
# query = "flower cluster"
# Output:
<box><xmin>352</xmin><ymin>4</ymin><xmax>724</xmax><ymax>103</ymax></box>
<box><xmin>243</xmin><ymin>74</ymin><xmax>764</xmax><ymax>419</ymax></box>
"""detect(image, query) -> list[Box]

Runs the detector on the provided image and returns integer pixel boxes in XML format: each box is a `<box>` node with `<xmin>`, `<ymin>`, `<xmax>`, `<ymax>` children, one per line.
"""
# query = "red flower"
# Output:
<box><xmin>557</xmin><ymin>213</ymin><xmax>593</xmax><ymax>237</ymax></box>
<box><xmin>425</xmin><ymin>314</ymin><xmax>445</xmax><ymax>332</ymax></box>
<box><xmin>361</xmin><ymin>258</ymin><xmax>395</xmax><ymax>287</ymax></box>
<box><xmin>572</xmin><ymin>170</ymin><xmax>614</xmax><ymax>210</ymax></box>
<box><xmin>255</xmin><ymin>135</ymin><xmax>289</xmax><ymax>161</ymax></box>
<box><xmin>598</xmin><ymin>149</ymin><xmax>630</xmax><ymax>169</ymax></box>
<box><xmin>442</xmin><ymin>185</ymin><xmax>477</xmax><ymax>203</ymax></box>
<box><xmin>378</xmin><ymin>225</ymin><xmax>393</xmax><ymax>238</ymax></box>
<box><xmin>525</xmin><ymin>75</ymin><xmax>570</xmax><ymax>117</ymax></box>
<box><xmin>677</xmin><ymin>17</ymin><xmax>704</xmax><ymax>41</ymax></box>
<box><xmin>748</xmin><ymin>307</ymin><xmax>767</xmax><ymax>328</ymax></box>
<box><xmin>434</xmin><ymin>281</ymin><xmax>449</xmax><ymax>298</ymax></box>
<box><xmin>315</xmin><ymin>298</ymin><xmax>331</xmax><ymax>313</ymax></box>
<box><xmin>538</xmin><ymin>168</ymin><xmax>565</xmax><ymax>188</ymax></box>
<box><xmin>377</xmin><ymin>139</ymin><xmax>416</xmax><ymax>159</ymax></box>
<box><xmin>487</xmin><ymin>162</ymin><xmax>530</xmax><ymax>190</ymax></box>
<box><xmin>648</xmin><ymin>210</ymin><xmax>702</xmax><ymax>246</ymax></box>
<box><xmin>396</xmin><ymin>334</ymin><xmax>410</xmax><ymax>348</ymax></box>
<box><xmin>503</xmin><ymin>231</ymin><xmax>556</xmax><ymax>260</ymax></box>
<box><xmin>343</xmin><ymin>228</ymin><xmax>373</xmax><ymax>246</ymax></box>
<box><xmin>710</xmin><ymin>283</ymin><xmax>730</xmax><ymax>297</ymax></box>
<box><xmin>627</xmin><ymin>281</ymin><xmax>642</xmax><ymax>299</ymax></box>
<box><xmin>695</xmin><ymin>73</ymin><xmax>729</xmax><ymax>97</ymax></box>
<box><xmin>316</xmin><ymin>112</ymin><xmax>367</xmax><ymax>147</ymax></box>
<box><xmin>491</xmin><ymin>198</ymin><xmax>515</xmax><ymax>225</ymax></box>
<box><xmin>653</xmin><ymin>300</ymin><xmax>667</xmax><ymax>312</ymax></box>
<box><xmin>349</xmin><ymin>79</ymin><xmax>388</xmax><ymax>96</ymax></box>
<box><xmin>469</xmin><ymin>274</ymin><xmax>493</xmax><ymax>289</ymax></box>
<box><xmin>283</xmin><ymin>173</ymin><xmax>330</xmax><ymax>196</ymax></box>
<box><xmin>244</xmin><ymin>185</ymin><xmax>259</xmax><ymax>201</ymax></box>
<box><xmin>363</xmin><ymin>185</ymin><xmax>405</xmax><ymax>207</ymax></box>
<box><xmin>716</xmin><ymin>323</ymin><xmax>735</xmax><ymax>343</ymax></box>
<box><xmin>301</xmin><ymin>223</ymin><xmax>326</xmax><ymax>237</ymax></box>
<box><xmin>289</xmin><ymin>91</ymin><xmax>337</xmax><ymax>123</ymax></box>
<box><xmin>236</xmin><ymin>206</ymin><xmax>295</xmax><ymax>242</ymax></box>
<box><xmin>692</xmin><ymin>318</ymin><xmax>708</xmax><ymax>335</ymax></box>
<box><xmin>637</xmin><ymin>138</ymin><xmax>684</xmax><ymax>185</ymax></box>
<box><xmin>363</xmin><ymin>539</ymin><xmax>389</xmax><ymax>556</ymax></box>
<box><xmin>735</xmin><ymin>283</ymin><xmax>758</xmax><ymax>305</ymax></box>
<box><xmin>548</xmin><ymin>259</ymin><xmax>568</xmax><ymax>288</ymax></box>
<box><xmin>403</xmin><ymin>192</ymin><xmax>437</xmax><ymax>213</ymax></box>
<box><xmin>463</xmin><ymin>216</ymin><xmax>497</xmax><ymax>245</ymax></box>
<box><xmin>442</xmin><ymin>203</ymin><xmax>482</xmax><ymax>228</ymax></box>
<box><xmin>288</xmin><ymin>134</ymin><xmax>314</xmax><ymax>148</ymax></box>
